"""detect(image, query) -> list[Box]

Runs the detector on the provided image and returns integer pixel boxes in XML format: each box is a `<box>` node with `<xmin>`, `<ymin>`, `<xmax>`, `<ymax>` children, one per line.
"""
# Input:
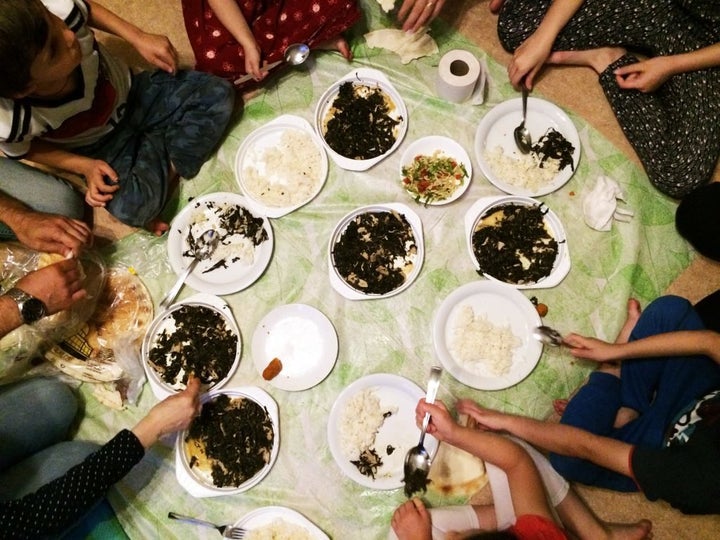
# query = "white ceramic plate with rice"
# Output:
<box><xmin>252</xmin><ymin>303</ymin><xmax>338</xmax><ymax>391</ymax></box>
<box><xmin>399</xmin><ymin>135</ymin><xmax>473</xmax><ymax>205</ymax></box>
<box><xmin>474</xmin><ymin>97</ymin><xmax>581</xmax><ymax>197</ymax></box>
<box><xmin>314</xmin><ymin>68</ymin><xmax>408</xmax><ymax>171</ymax></box>
<box><xmin>433</xmin><ymin>281</ymin><xmax>542</xmax><ymax>390</ymax></box>
<box><xmin>234</xmin><ymin>114</ymin><xmax>329</xmax><ymax>218</ymax></box>
<box><xmin>328</xmin><ymin>203</ymin><xmax>424</xmax><ymax>300</ymax></box>
<box><xmin>464</xmin><ymin>195</ymin><xmax>571</xmax><ymax>289</ymax></box>
<box><xmin>233</xmin><ymin>506</ymin><xmax>329</xmax><ymax>539</ymax></box>
<box><xmin>168</xmin><ymin>192</ymin><xmax>274</xmax><ymax>296</ymax></box>
<box><xmin>327</xmin><ymin>373</ymin><xmax>439</xmax><ymax>490</ymax></box>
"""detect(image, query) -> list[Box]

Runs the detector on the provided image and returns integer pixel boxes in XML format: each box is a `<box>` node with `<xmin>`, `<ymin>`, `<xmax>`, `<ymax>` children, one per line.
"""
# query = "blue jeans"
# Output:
<box><xmin>75</xmin><ymin>69</ymin><xmax>235</xmax><ymax>227</ymax></box>
<box><xmin>550</xmin><ymin>295</ymin><xmax>720</xmax><ymax>491</ymax></box>
<box><xmin>0</xmin><ymin>159</ymin><xmax>85</xmax><ymax>240</ymax></box>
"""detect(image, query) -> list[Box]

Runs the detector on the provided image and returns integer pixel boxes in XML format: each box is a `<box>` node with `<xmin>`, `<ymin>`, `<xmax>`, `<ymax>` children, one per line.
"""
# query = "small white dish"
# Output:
<box><xmin>234</xmin><ymin>115</ymin><xmax>328</xmax><ymax>218</ymax></box>
<box><xmin>475</xmin><ymin>97</ymin><xmax>581</xmax><ymax>196</ymax></box>
<box><xmin>432</xmin><ymin>281</ymin><xmax>542</xmax><ymax>390</ymax></box>
<box><xmin>233</xmin><ymin>506</ymin><xmax>329</xmax><ymax>539</ymax></box>
<box><xmin>252</xmin><ymin>304</ymin><xmax>338</xmax><ymax>391</ymax></box>
<box><xmin>399</xmin><ymin>135</ymin><xmax>473</xmax><ymax>205</ymax></box>
<box><xmin>142</xmin><ymin>293</ymin><xmax>241</xmax><ymax>401</ymax></box>
<box><xmin>175</xmin><ymin>386</ymin><xmax>279</xmax><ymax>498</ymax></box>
<box><xmin>464</xmin><ymin>195</ymin><xmax>571</xmax><ymax>289</ymax></box>
<box><xmin>328</xmin><ymin>203</ymin><xmax>424</xmax><ymax>300</ymax></box>
<box><xmin>167</xmin><ymin>192</ymin><xmax>274</xmax><ymax>296</ymax></box>
<box><xmin>327</xmin><ymin>373</ymin><xmax>439</xmax><ymax>490</ymax></box>
<box><xmin>314</xmin><ymin>68</ymin><xmax>408</xmax><ymax>171</ymax></box>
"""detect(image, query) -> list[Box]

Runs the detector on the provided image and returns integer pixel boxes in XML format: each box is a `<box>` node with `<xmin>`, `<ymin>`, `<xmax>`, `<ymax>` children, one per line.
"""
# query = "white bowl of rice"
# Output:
<box><xmin>235</xmin><ymin>115</ymin><xmax>328</xmax><ymax>218</ymax></box>
<box><xmin>233</xmin><ymin>506</ymin><xmax>328</xmax><ymax>539</ymax></box>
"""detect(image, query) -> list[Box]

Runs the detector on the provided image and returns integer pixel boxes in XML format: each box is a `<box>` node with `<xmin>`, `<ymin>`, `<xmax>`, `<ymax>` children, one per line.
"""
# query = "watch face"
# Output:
<box><xmin>22</xmin><ymin>298</ymin><xmax>46</xmax><ymax>323</ymax></box>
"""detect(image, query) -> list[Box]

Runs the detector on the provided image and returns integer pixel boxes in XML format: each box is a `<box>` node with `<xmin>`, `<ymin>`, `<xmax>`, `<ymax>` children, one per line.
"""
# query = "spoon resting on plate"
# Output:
<box><xmin>533</xmin><ymin>325</ymin><xmax>564</xmax><ymax>347</ymax></box>
<box><xmin>402</xmin><ymin>365</ymin><xmax>442</xmax><ymax>497</ymax></box>
<box><xmin>513</xmin><ymin>83</ymin><xmax>533</xmax><ymax>154</ymax></box>
<box><xmin>234</xmin><ymin>43</ymin><xmax>310</xmax><ymax>86</ymax></box>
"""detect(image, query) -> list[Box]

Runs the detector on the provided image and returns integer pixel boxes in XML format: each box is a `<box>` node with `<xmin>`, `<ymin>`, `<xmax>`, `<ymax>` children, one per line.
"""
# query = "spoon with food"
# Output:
<box><xmin>159</xmin><ymin>229</ymin><xmax>219</xmax><ymax>311</ymax></box>
<box><xmin>533</xmin><ymin>325</ymin><xmax>564</xmax><ymax>347</ymax></box>
<box><xmin>234</xmin><ymin>43</ymin><xmax>310</xmax><ymax>86</ymax></box>
<box><xmin>513</xmin><ymin>82</ymin><xmax>533</xmax><ymax>154</ymax></box>
<box><xmin>402</xmin><ymin>365</ymin><xmax>442</xmax><ymax>497</ymax></box>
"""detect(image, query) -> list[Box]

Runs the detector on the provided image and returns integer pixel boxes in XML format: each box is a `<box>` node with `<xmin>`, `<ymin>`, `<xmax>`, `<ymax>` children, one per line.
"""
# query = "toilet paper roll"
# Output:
<box><xmin>436</xmin><ymin>49</ymin><xmax>481</xmax><ymax>103</ymax></box>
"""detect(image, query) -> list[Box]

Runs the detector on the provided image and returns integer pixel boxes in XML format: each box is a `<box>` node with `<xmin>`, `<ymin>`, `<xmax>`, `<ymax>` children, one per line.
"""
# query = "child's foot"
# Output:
<box><xmin>146</xmin><ymin>219</ymin><xmax>169</xmax><ymax>236</ymax></box>
<box><xmin>553</xmin><ymin>398</ymin><xmax>568</xmax><ymax>416</ymax></box>
<box><xmin>489</xmin><ymin>0</ymin><xmax>505</xmax><ymax>14</ymax></box>
<box><xmin>604</xmin><ymin>518</ymin><xmax>653</xmax><ymax>540</ymax></box>
<box><xmin>616</xmin><ymin>298</ymin><xmax>642</xmax><ymax>344</ymax></box>
<box><xmin>548</xmin><ymin>47</ymin><xmax>626</xmax><ymax>74</ymax></box>
<box><xmin>317</xmin><ymin>37</ymin><xmax>353</xmax><ymax>61</ymax></box>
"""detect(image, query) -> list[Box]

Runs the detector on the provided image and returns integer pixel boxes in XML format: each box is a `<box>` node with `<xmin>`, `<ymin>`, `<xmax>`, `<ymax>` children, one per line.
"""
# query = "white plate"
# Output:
<box><xmin>433</xmin><ymin>281</ymin><xmax>542</xmax><ymax>390</ymax></box>
<box><xmin>314</xmin><ymin>68</ymin><xmax>408</xmax><ymax>171</ymax></box>
<box><xmin>464</xmin><ymin>195</ymin><xmax>571</xmax><ymax>289</ymax></box>
<box><xmin>328</xmin><ymin>203</ymin><xmax>424</xmax><ymax>300</ymax></box>
<box><xmin>475</xmin><ymin>97</ymin><xmax>581</xmax><ymax>196</ymax></box>
<box><xmin>327</xmin><ymin>373</ymin><xmax>439</xmax><ymax>490</ymax></box>
<box><xmin>233</xmin><ymin>506</ymin><xmax>328</xmax><ymax>539</ymax></box>
<box><xmin>142</xmin><ymin>293</ymin><xmax>241</xmax><ymax>400</ymax></box>
<box><xmin>234</xmin><ymin>115</ymin><xmax>329</xmax><ymax>218</ymax></box>
<box><xmin>252</xmin><ymin>304</ymin><xmax>338</xmax><ymax>391</ymax></box>
<box><xmin>175</xmin><ymin>386</ymin><xmax>279</xmax><ymax>498</ymax></box>
<box><xmin>167</xmin><ymin>192</ymin><xmax>273</xmax><ymax>295</ymax></box>
<box><xmin>399</xmin><ymin>135</ymin><xmax>473</xmax><ymax>205</ymax></box>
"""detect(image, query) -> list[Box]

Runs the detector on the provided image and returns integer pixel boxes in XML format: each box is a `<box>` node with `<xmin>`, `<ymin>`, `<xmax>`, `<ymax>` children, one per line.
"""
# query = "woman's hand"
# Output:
<box><xmin>132</xmin><ymin>377</ymin><xmax>202</xmax><ymax>449</ymax></box>
<box><xmin>397</xmin><ymin>0</ymin><xmax>445</xmax><ymax>34</ymax></box>
<box><xmin>614</xmin><ymin>57</ymin><xmax>673</xmax><ymax>92</ymax></box>
<box><xmin>133</xmin><ymin>31</ymin><xmax>179</xmax><ymax>74</ymax></box>
<box><xmin>242</xmin><ymin>39</ymin><xmax>266</xmax><ymax>82</ymax></box>
<box><xmin>81</xmin><ymin>159</ymin><xmax>120</xmax><ymax>208</ymax></box>
<box><xmin>508</xmin><ymin>31</ymin><xmax>554</xmax><ymax>89</ymax></box>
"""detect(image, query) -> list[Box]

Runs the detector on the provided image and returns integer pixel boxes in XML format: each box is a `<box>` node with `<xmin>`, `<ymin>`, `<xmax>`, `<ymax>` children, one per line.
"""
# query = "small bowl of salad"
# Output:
<box><xmin>399</xmin><ymin>135</ymin><xmax>472</xmax><ymax>206</ymax></box>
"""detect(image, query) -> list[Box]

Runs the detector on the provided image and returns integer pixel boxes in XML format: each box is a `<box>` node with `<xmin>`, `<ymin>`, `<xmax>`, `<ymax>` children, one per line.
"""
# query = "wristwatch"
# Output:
<box><xmin>5</xmin><ymin>287</ymin><xmax>47</xmax><ymax>324</ymax></box>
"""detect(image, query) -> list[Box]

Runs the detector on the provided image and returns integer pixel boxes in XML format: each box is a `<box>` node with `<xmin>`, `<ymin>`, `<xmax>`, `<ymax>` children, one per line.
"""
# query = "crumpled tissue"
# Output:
<box><xmin>364</xmin><ymin>27</ymin><xmax>438</xmax><ymax>64</ymax></box>
<box><xmin>582</xmin><ymin>176</ymin><xmax>634</xmax><ymax>231</ymax></box>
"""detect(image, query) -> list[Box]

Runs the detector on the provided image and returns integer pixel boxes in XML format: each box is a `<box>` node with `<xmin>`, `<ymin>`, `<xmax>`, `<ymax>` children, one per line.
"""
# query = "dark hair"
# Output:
<box><xmin>676</xmin><ymin>182</ymin><xmax>720</xmax><ymax>262</ymax></box>
<box><xmin>0</xmin><ymin>0</ymin><xmax>50</xmax><ymax>97</ymax></box>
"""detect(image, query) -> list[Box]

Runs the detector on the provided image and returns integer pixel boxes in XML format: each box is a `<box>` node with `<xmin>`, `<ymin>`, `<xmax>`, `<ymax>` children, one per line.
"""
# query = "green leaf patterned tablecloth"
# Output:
<box><xmin>76</xmin><ymin>4</ymin><xmax>690</xmax><ymax>539</ymax></box>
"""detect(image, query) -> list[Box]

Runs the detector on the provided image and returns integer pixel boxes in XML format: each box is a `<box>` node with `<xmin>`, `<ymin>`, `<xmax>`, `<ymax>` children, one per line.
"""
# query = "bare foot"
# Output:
<box><xmin>554</xmin><ymin>398</ymin><xmax>568</xmax><ymax>416</ymax></box>
<box><xmin>489</xmin><ymin>0</ymin><xmax>505</xmax><ymax>14</ymax></box>
<box><xmin>146</xmin><ymin>218</ymin><xmax>169</xmax><ymax>236</ymax></box>
<box><xmin>605</xmin><ymin>518</ymin><xmax>653</xmax><ymax>540</ymax></box>
<box><xmin>613</xmin><ymin>406</ymin><xmax>639</xmax><ymax>429</ymax></box>
<box><xmin>548</xmin><ymin>47</ymin><xmax>626</xmax><ymax>74</ymax></box>
<box><xmin>316</xmin><ymin>37</ymin><xmax>353</xmax><ymax>61</ymax></box>
<box><xmin>616</xmin><ymin>298</ymin><xmax>642</xmax><ymax>344</ymax></box>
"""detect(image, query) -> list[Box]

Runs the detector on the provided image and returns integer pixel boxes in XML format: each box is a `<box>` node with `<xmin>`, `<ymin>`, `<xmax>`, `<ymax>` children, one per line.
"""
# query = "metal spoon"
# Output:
<box><xmin>533</xmin><ymin>325</ymin><xmax>564</xmax><ymax>347</ymax></box>
<box><xmin>159</xmin><ymin>229</ymin><xmax>219</xmax><ymax>311</ymax></box>
<box><xmin>402</xmin><ymin>366</ymin><xmax>442</xmax><ymax>496</ymax></box>
<box><xmin>513</xmin><ymin>83</ymin><xmax>533</xmax><ymax>154</ymax></box>
<box><xmin>233</xmin><ymin>43</ymin><xmax>310</xmax><ymax>86</ymax></box>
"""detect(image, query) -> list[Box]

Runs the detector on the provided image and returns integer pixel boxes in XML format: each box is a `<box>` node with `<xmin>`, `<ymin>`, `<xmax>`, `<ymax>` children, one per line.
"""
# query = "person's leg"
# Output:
<box><xmin>78</xmin><ymin>70</ymin><xmax>234</xmax><ymax>229</ymax></box>
<box><xmin>0</xmin><ymin>377</ymin><xmax>78</xmax><ymax>471</ymax></box>
<box><xmin>0</xmin><ymin>159</ymin><xmax>85</xmax><ymax>239</ymax></box>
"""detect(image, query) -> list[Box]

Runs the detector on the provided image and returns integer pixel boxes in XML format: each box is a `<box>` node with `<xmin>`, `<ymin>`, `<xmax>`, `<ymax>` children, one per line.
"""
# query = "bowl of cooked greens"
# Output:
<box><xmin>314</xmin><ymin>68</ymin><xmax>408</xmax><ymax>172</ymax></box>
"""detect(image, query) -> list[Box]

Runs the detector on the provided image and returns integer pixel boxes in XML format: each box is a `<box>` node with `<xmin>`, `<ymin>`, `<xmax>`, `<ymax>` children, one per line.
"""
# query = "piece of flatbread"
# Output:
<box><xmin>364</xmin><ymin>28</ymin><xmax>439</xmax><ymax>64</ymax></box>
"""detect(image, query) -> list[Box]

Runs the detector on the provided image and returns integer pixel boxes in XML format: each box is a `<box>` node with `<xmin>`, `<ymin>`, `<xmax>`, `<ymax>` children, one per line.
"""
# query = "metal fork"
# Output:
<box><xmin>167</xmin><ymin>512</ymin><xmax>246</xmax><ymax>539</ymax></box>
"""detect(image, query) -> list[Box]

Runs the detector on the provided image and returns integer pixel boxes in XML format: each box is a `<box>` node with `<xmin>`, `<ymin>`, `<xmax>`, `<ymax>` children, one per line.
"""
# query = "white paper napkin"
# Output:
<box><xmin>582</xmin><ymin>176</ymin><xmax>634</xmax><ymax>231</ymax></box>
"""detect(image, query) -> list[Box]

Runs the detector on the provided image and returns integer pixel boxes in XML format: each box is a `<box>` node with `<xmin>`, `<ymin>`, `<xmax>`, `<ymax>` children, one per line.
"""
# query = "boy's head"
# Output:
<box><xmin>676</xmin><ymin>181</ymin><xmax>720</xmax><ymax>262</ymax></box>
<box><xmin>0</xmin><ymin>0</ymin><xmax>50</xmax><ymax>97</ymax></box>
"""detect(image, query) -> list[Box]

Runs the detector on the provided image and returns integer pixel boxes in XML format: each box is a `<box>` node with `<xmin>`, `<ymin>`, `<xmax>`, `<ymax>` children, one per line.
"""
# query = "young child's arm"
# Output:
<box><xmin>419</xmin><ymin>399</ymin><xmax>555</xmax><ymax>522</ymax></box>
<box><xmin>22</xmin><ymin>139</ymin><xmax>119</xmax><ymax>208</ymax></box>
<box><xmin>85</xmin><ymin>0</ymin><xmax>178</xmax><ymax>74</ymax></box>
<box><xmin>207</xmin><ymin>0</ymin><xmax>264</xmax><ymax>80</ymax></box>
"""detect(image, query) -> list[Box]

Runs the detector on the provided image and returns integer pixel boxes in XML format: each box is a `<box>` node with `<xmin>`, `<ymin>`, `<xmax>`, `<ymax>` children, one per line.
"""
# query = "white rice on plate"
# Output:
<box><xmin>449</xmin><ymin>305</ymin><xmax>521</xmax><ymax>376</ymax></box>
<box><xmin>245</xmin><ymin>519</ymin><xmax>312</xmax><ymax>540</ymax></box>
<box><xmin>242</xmin><ymin>129</ymin><xmax>323</xmax><ymax>208</ymax></box>
<box><xmin>484</xmin><ymin>146</ymin><xmax>560</xmax><ymax>192</ymax></box>
<box><xmin>339</xmin><ymin>388</ymin><xmax>396</xmax><ymax>459</ymax></box>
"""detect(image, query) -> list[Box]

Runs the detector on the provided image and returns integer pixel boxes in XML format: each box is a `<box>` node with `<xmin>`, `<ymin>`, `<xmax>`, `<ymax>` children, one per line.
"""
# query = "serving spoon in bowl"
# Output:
<box><xmin>159</xmin><ymin>229</ymin><xmax>219</xmax><ymax>311</ymax></box>
<box><xmin>513</xmin><ymin>82</ymin><xmax>533</xmax><ymax>154</ymax></box>
<box><xmin>402</xmin><ymin>365</ymin><xmax>442</xmax><ymax>497</ymax></box>
<box><xmin>234</xmin><ymin>43</ymin><xmax>310</xmax><ymax>86</ymax></box>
